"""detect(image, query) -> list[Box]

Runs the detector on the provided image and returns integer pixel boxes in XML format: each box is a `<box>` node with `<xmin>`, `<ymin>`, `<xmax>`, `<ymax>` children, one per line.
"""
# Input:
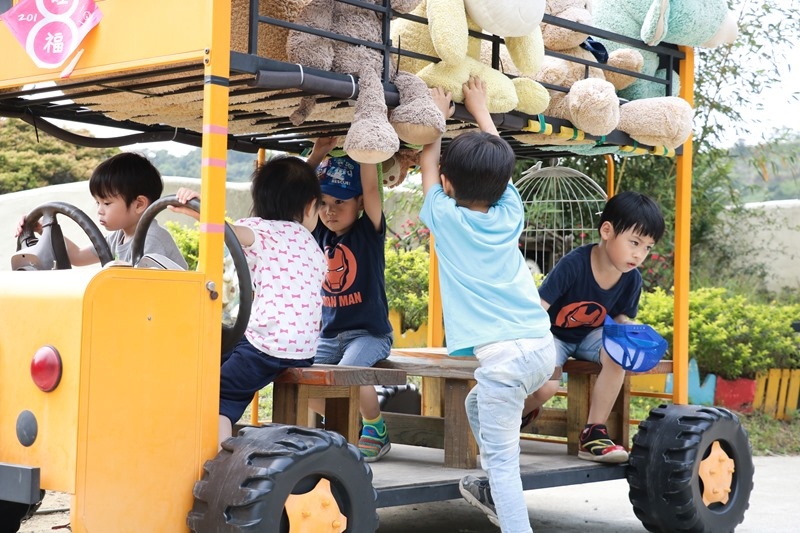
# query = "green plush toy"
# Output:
<box><xmin>592</xmin><ymin>0</ymin><xmax>738</xmax><ymax>101</ymax></box>
<box><xmin>391</xmin><ymin>0</ymin><xmax>550</xmax><ymax>115</ymax></box>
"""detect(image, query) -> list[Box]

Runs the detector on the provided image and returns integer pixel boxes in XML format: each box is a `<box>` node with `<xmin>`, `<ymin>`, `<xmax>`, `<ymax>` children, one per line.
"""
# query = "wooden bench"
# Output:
<box><xmin>271</xmin><ymin>364</ymin><xmax>407</xmax><ymax>446</ymax></box>
<box><xmin>376</xmin><ymin>348</ymin><xmax>672</xmax><ymax>469</ymax></box>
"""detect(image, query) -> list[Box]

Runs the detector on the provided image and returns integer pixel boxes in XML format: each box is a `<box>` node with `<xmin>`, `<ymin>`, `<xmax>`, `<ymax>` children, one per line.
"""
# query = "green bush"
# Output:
<box><xmin>165</xmin><ymin>220</ymin><xmax>199</xmax><ymax>271</ymax></box>
<box><xmin>384</xmin><ymin>243</ymin><xmax>429</xmax><ymax>332</ymax></box>
<box><xmin>638</xmin><ymin>287</ymin><xmax>800</xmax><ymax>380</ymax></box>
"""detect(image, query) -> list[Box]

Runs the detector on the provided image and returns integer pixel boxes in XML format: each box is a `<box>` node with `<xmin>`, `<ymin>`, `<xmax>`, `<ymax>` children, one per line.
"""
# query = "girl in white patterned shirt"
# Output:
<box><xmin>173</xmin><ymin>156</ymin><xmax>325</xmax><ymax>447</ymax></box>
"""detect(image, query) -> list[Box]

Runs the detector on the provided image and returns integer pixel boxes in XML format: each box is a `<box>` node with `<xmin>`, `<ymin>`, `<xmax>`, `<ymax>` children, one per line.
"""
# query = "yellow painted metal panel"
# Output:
<box><xmin>630</xmin><ymin>374</ymin><xmax>667</xmax><ymax>393</ymax></box>
<box><xmin>73</xmin><ymin>268</ymin><xmax>207</xmax><ymax>531</ymax></box>
<box><xmin>0</xmin><ymin>0</ymin><xmax>208</xmax><ymax>88</ymax></box>
<box><xmin>0</xmin><ymin>269</ymin><xmax>95</xmax><ymax>493</ymax></box>
<box><xmin>196</xmin><ymin>0</ymin><xmax>233</xmax><ymax>472</ymax></box>
<box><xmin>426</xmin><ymin>238</ymin><xmax>444</xmax><ymax>347</ymax></box>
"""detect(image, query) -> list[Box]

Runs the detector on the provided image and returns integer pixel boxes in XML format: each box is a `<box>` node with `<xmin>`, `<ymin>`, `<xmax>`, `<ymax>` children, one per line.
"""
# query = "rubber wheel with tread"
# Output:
<box><xmin>187</xmin><ymin>424</ymin><xmax>378</xmax><ymax>532</ymax></box>
<box><xmin>627</xmin><ymin>404</ymin><xmax>754</xmax><ymax>532</ymax></box>
<box><xmin>0</xmin><ymin>492</ymin><xmax>45</xmax><ymax>533</ymax></box>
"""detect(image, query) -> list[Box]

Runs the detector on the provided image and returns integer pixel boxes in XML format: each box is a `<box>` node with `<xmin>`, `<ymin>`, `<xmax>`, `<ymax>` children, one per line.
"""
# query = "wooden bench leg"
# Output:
<box><xmin>272</xmin><ymin>383</ymin><xmax>310</xmax><ymax>427</ymax></box>
<box><xmin>607</xmin><ymin>375</ymin><xmax>631</xmax><ymax>449</ymax></box>
<box><xmin>322</xmin><ymin>385</ymin><xmax>361</xmax><ymax>446</ymax></box>
<box><xmin>443</xmin><ymin>378</ymin><xmax>477</xmax><ymax>469</ymax></box>
<box><xmin>422</xmin><ymin>377</ymin><xmax>444</xmax><ymax>416</ymax></box>
<box><xmin>566</xmin><ymin>374</ymin><xmax>591</xmax><ymax>456</ymax></box>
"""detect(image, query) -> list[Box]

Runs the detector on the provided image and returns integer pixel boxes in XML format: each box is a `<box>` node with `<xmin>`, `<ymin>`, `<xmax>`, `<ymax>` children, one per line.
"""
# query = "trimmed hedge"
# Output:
<box><xmin>638</xmin><ymin>287</ymin><xmax>800</xmax><ymax>380</ymax></box>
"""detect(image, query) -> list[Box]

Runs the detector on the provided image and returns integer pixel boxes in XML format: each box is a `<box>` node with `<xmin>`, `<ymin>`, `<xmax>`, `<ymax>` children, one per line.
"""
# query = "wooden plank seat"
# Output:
<box><xmin>272</xmin><ymin>364</ymin><xmax>407</xmax><ymax>446</ymax></box>
<box><xmin>376</xmin><ymin>348</ymin><xmax>672</xmax><ymax>468</ymax></box>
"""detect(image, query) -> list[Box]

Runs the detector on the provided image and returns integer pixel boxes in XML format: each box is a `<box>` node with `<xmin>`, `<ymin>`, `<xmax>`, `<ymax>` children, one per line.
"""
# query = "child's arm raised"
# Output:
<box><xmin>463</xmin><ymin>76</ymin><xmax>498</xmax><ymax>136</ymax></box>
<box><xmin>421</xmin><ymin>87</ymin><xmax>453</xmax><ymax>195</ymax></box>
<box><xmin>307</xmin><ymin>136</ymin><xmax>339</xmax><ymax>169</ymax></box>
<box><xmin>360</xmin><ymin>162</ymin><xmax>383</xmax><ymax>232</ymax></box>
<box><xmin>170</xmin><ymin>188</ymin><xmax>255</xmax><ymax>247</ymax></box>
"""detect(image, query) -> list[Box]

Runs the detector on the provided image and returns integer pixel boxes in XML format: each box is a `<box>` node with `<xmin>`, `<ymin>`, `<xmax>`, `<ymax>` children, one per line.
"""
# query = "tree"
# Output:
<box><xmin>0</xmin><ymin>118</ymin><xmax>119</xmax><ymax>194</ymax></box>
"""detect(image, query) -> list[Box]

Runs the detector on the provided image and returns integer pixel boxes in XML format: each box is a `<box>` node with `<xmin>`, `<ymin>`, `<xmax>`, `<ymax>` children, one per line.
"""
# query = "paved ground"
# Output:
<box><xmin>18</xmin><ymin>455</ymin><xmax>797</xmax><ymax>532</ymax></box>
<box><xmin>376</xmin><ymin>455</ymin><xmax>794</xmax><ymax>532</ymax></box>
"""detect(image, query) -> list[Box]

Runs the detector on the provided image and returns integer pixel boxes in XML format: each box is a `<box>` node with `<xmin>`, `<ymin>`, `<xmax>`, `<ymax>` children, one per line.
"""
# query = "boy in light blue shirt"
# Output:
<box><xmin>419</xmin><ymin>77</ymin><xmax>555</xmax><ymax>533</ymax></box>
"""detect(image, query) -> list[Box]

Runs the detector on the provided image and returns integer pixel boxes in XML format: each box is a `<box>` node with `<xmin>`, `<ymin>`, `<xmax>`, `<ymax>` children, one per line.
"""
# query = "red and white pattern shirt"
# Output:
<box><xmin>237</xmin><ymin>218</ymin><xmax>326</xmax><ymax>359</ymax></box>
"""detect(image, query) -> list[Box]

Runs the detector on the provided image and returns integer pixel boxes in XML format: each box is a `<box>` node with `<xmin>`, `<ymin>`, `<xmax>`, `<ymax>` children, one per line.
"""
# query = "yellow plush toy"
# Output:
<box><xmin>391</xmin><ymin>0</ymin><xmax>550</xmax><ymax>115</ymax></box>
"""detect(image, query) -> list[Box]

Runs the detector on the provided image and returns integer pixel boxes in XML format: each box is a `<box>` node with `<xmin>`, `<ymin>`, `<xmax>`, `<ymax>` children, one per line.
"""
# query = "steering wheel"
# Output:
<box><xmin>13</xmin><ymin>202</ymin><xmax>114</xmax><ymax>270</ymax></box>
<box><xmin>130</xmin><ymin>195</ymin><xmax>253</xmax><ymax>355</ymax></box>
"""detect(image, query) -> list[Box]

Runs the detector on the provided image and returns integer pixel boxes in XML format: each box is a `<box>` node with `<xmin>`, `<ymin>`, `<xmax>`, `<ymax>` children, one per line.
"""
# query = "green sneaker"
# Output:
<box><xmin>358</xmin><ymin>423</ymin><xmax>391</xmax><ymax>463</ymax></box>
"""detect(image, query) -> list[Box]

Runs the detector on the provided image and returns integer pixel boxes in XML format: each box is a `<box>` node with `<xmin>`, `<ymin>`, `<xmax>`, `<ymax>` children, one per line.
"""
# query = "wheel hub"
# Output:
<box><xmin>699</xmin><ymin>440</ymin><xmax>735</xmax><ymax>506</ymax></box>
<box><xmin>285</xmin><ymin>478</ymin><xmax>347</xmax><ymax>532</ymax></box>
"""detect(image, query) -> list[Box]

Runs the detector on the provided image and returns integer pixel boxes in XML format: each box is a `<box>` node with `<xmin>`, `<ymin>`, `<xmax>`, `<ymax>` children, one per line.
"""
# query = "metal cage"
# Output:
<box><xmin>515</xmin><ymin>162</ymin><xmax>607</xmax><ymax>275</ymax></box>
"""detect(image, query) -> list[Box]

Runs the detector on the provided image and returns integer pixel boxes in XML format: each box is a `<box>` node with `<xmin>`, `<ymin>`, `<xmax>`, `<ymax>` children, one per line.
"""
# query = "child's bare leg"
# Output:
<box><xmin>359</xmin><ymin>384</ymin><xmax>381</xmax><ymax>420</ymax></box>
<box><xmin>522</xmin><ymin>379</ymin><xmax>559</xmax><ymax>415</ymax></box>
<box><xmin>587</xmin><ymin>348</ymin><xmax>626</xmax><ymax>424</ymax></box>
<box><xmin>218</xmin><ymin>415</ymin><xmax>232</xmax><ymax>450</ymax></box>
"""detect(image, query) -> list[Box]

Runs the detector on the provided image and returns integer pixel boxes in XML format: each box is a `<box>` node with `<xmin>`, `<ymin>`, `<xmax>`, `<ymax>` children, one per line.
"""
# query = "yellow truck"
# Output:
<box><xmin>0</xmin><ymin>1</ymin><xmax>753</xmax><ymax>532</ymax></box>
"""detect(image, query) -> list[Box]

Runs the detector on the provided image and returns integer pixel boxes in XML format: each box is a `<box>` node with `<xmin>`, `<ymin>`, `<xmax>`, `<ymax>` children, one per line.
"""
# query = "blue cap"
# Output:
<box><xmin>602</xmin><ymin>316</ymin><xmax>668</xmax><ymax>372</ymax></box>
<box><xmin>317</xmin><ymin>156</ymin><xmax>362</xmax><ymax>200</ymax></box>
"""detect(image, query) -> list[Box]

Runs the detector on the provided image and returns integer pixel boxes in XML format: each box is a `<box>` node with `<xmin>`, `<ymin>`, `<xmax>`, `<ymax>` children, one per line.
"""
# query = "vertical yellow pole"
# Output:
<box><xmin>198</xmin><ymin>0</ymin><xmax>232</xmax><ymax>465</ymax></box>
<box><xmin>426</xmin><ymin>238</ymin><xmax>444</xmax><ymax>347</ymax></box>
<box><xmin>604</xmin><ymin>154</ymin><xmax>615</xmax><ymax>197</ymax></box>
<box><xmin>672</xmin><ymin>47</ymin><xmax>694</xmax><ymax>405</ymax></box>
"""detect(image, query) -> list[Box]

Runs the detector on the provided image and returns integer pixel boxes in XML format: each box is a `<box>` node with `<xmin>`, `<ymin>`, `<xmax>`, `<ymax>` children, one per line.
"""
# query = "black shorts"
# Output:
<box><xmin>219</xmin><ymin>336</ymin><xmax>313</xmax><ymax>423</ymax></box>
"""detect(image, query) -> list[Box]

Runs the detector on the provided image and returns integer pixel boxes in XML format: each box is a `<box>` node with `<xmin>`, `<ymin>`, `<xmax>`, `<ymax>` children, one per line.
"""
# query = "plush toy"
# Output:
<box><xmin>391</xmin><ymin>0</ymin><xmax>550</xmax><ymax>115</ymax></box>
<box><xmin>535</xmin><ymin>0</ymin><xmax>644</xmax><ymax>137</ymax></box>
<box><xmin>232</xmin><ymin>0</ymin><xmax>445</xmax><ymax>165</ymax></box>
<box><xmin>592</xmin><ymin>0</ymin><xmax>738</xmax><ymax>101</ymax></box>
<box><xmin>381</xmin><ymin>147</ymin><xmax>421</xmax><ymax>188</ymax></box>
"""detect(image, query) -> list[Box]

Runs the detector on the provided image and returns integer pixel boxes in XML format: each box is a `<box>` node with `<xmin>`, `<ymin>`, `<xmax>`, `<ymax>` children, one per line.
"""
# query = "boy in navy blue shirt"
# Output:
<box><xmin>523</xmin><ymin>191</ymin><xmax>665</xmax><ymax>463</ymax></box>
<box><xmin>306</xmin><ymin>143</ymin><xmax>394</xmax><ymax>462</ymax></box>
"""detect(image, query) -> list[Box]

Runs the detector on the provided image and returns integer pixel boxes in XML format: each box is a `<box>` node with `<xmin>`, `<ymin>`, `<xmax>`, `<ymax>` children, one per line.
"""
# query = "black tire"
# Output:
<box><xmin>376</xmin><ymin>383</ymin><xmax>421</xmax><ymax>415</ymax></box>
<box><xmin>0</xmin><ymin>492</ymin><xmax>44</xmax><ymax>533</ymax></box>
<box><xmin>627</xmin><ymin>404</ymin><xmax>754</xmax><ymax>533</ymax></box>
<box><xmin>187</xmin><ymin>424</ymin><xmax>378</xmax><ymax>532</ymax></box>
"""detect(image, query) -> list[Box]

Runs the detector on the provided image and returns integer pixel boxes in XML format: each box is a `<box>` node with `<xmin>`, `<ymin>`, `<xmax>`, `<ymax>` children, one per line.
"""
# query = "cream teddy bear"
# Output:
<box><xmin>512</xmin><ymin>0</ymin><xmax>694</xmax><ymax>152</ymax></box>
<box><xmin>535</xmin><ymin>0</ymin><xmax>644</xmax><ymax>137</ymax></box>
<box><xmin>391</xmin><ymin>0</ymin><xmax>550</xmax><ymax>116</ymax></box>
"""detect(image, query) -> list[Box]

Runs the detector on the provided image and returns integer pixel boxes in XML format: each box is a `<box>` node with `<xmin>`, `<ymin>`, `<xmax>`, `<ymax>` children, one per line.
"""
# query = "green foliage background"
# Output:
<box><xmin>638</xmin><ymin>288</ymin><xmax>800</xmax><ymax>379</ymax></box>
<box><xmin>384</xmin><ymin>243</ymin><xmax>429</xmax><ymax>332</ymax></box>
<box><xmin>0</xmin><ymin>118</ymin><xmax>119</xmax><ymax>194</ymax></box>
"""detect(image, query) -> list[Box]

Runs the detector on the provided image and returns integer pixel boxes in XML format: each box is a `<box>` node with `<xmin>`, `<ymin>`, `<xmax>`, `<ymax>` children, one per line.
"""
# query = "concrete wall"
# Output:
<box><xmin>0</xmin><ymin>177</ymin><xmax>253</xmax><ymax>270</ymax></box>
<box><xmin>719</xmin><ymin>200</ymin><xmax>800</xmax><ymax>293</ymax></box>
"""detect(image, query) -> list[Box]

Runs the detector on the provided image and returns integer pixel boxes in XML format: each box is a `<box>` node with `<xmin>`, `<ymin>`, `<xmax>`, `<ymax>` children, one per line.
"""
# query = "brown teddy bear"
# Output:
<box><xmin>284</xmin><ymin>0</ymin><xmax>446</xmax><ymax>164</ymax></box>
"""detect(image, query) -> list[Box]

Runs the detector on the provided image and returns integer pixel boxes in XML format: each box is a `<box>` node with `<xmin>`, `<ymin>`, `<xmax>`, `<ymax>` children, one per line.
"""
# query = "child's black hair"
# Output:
<box><xmin>440</xmin><ymin>131</ymin><xmax>515</xmax><ymax>205</ymax></box>
<box><xmin>89</xmin><ymin>152</ymin><xmax>163</xmax><ymax>206</ymax></box>
<box><xmin>250</xmin><ymin>156</ymin><xmax>322</xmax><ymax>222</ymax></box>
<box><xmin>599</xmin><ymin>191</ymin><xmax>665</xmax><ymax>242</ymax></box>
